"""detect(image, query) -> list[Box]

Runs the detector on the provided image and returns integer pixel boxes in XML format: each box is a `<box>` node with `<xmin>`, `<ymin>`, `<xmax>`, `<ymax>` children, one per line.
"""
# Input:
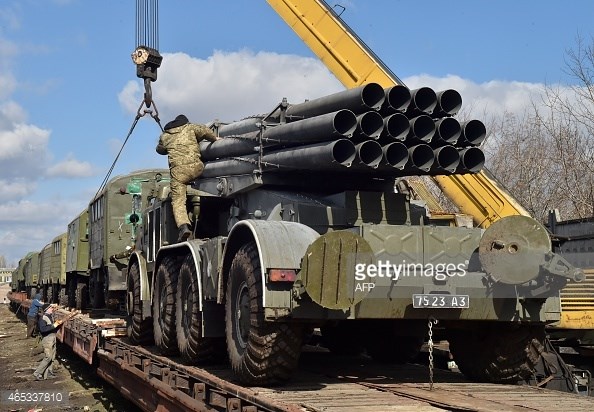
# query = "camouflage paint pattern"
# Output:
<box><xmin>157</xmin><ymin>123</ymin><xmax>217</xmax><ymax>228</ymax></box>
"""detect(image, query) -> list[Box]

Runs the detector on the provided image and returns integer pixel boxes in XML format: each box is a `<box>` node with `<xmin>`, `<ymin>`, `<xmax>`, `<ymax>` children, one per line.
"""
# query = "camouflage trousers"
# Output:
<box><xmin>34</xmin><ymin>334</ymin><xmax>56</xmax><ymax>379</ymax></box>
<box><xmin>170</xmin><ymin>163</ymin><xmax>204</xmax><ymax>228</ymax></box>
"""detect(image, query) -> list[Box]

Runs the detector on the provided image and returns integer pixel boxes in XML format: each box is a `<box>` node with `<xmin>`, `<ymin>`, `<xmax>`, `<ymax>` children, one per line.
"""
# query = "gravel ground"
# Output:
<box><xmin>0</xmin><ymin>303</ymin><xmax>141</xmax><ymax>412</ymax></box>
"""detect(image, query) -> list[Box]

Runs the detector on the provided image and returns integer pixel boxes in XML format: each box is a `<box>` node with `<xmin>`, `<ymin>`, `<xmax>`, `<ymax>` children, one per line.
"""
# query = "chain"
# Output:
<box><xmin>428</xmin><ymin>317</ymin><xmax>438</xmax><ymax>390</ymax></box>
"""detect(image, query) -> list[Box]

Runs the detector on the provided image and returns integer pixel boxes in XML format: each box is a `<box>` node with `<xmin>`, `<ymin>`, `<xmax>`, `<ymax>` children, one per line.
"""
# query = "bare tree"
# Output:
<box><xmin>0</xmin><ymin>255</ymin><xmax>7</xmax><ymax>268</ymax></box>
<box><xmin>485</xmin><ymin>35</ymin><xmax>594</xmax><ymax>222</ymax></box>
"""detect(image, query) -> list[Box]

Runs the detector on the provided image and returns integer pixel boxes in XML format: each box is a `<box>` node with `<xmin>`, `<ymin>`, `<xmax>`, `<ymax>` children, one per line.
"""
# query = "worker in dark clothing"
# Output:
<box><xmin>156</xmin><ymin>114</ymin><xmax>220</xmax><ymax>242</ymax></box>
<box><xmin>33</xmin><ymin>305</ymin><xmax>62</xmax><ymax>380</ymax></box>
<box><xmin>26</xmin><ymin>293</ymin><xmax>44</xmax><ymax>338</ymax></box>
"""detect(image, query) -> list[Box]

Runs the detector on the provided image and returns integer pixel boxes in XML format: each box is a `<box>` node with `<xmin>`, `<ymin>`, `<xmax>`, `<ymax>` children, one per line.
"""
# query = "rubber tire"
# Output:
<box><xmin>126</xmin><ymin>262</ymin><xmax>153</xmax><ymax>345</ymax></box>
<box><xmin>225</xmin><ymin>242</ymin><xmax>303</xmax><ymax>385</ymax></box>
<box><xmin>75</xmin><ymin>282</ymin><xmax>89</xmax><ymax>311</ymax></box>
<box><xmin>321</xmin><ymin>322</ymin><xmax>365</xmax><ymax>356</ymax></box>
<box><xmin>152</xmin><ymin>257</ymin><xmax>179</xmax><ymax>355</ymax></box>
<box><xmin>448</xmin><ymin>324</ymin><xmax>546</xmax><ymax>383</ymax></box>
<box><xmin>176</xmin><ymin>255</ymin><xmax>224</xmax><ymax>364</ymax></box>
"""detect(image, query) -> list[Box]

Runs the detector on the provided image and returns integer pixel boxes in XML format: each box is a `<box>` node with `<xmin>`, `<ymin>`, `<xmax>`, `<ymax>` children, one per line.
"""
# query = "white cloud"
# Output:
<box><xmin>119</xmin><ymin>50</ymin><xmax>344</xmax><ymax>125</ymax></box>
<box><xmin>0</xmin><ymin>123</ymin><xmax>51</xmax><ymax>180</ymax></box>
<box><xmin>402</xmin><ymin>74</ymin><xmax>556</xmax><ymax>120</ymax></box>
<box><xmin>0</xmin><ymin>179</ymin><xmax>36</xmax><ymax>200</ymax></box>
<box><xmin>46</xmin><ymin>155</ymin><xmax>94</xmax><ymax>178</ymax></box>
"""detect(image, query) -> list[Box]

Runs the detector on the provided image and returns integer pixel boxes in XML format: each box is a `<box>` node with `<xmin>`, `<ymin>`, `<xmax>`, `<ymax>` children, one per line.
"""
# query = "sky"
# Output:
<box><xmin>0</xmin><ymin>0</ymin><xmax>593</xmax><ymax>266</ymax></box>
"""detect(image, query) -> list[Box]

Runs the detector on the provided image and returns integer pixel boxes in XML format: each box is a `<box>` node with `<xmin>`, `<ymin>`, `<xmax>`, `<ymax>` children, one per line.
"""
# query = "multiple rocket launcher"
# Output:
<box><xmin>200</xmin><ymin>83</ymin><xmax>486</xmax><ymax>179</ymax></box>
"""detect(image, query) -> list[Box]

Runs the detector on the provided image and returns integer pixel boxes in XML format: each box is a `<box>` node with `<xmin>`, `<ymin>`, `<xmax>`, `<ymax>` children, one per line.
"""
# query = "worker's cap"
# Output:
<box><xmin>164</xmin><ymin>114</ymin><xmax>189</xmax><ymax>130</ymax></box>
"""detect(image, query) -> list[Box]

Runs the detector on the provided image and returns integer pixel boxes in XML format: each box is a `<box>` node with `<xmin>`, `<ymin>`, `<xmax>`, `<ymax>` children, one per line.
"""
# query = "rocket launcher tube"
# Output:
<box><xmin>353</xmin><ymin>140</ymin><xmax>383</xmax><ymax>168</ymax></box>
<box><xmin>407</xmin><ymin>115</ymin><xmax>436</xmax><ymax>143</ymax></box>
<box><xmin>408</xmin><ymin>144</ymin><xmax>435</xmax><ymax>172</ymax></box>
<box><xmin>382</xmin><ymin>85</ymin><xmax>411</xmax><ymax>113</ymax></box>
<box><xmin>381</xmin><ymin>113</ymin><xmax>410</xmax><ymax>142</ymax></box>
<box><xmin>381</xmin><ymin>142</ymin><xmax>409</xmax><ymax>170</ymax></box>
<box><xmin>432</xmin><ymin>145</ymin><xmax>461</xmax><ymax>173</ymax></box>
<box><xmin>458</xmin><ymin>147</ymin><xmax>485</xmax><ymax>174</ymax></box>
<box><xmin>407</xmin><ymin>87</ymin><xmax>437</xmax><ymax>115</ymax></box>
<box><xmin>355</xmin><ymin>111</ymin><xmax>384</xmax><ymax>140</ymax></box>
<box><xmin>262</xmin><ymin>109</ymin><xmax>358</xmax><ymax>145</ymax></box>
<box><xmin>434</xmin><ymin>89</ymin><xmax>462</xmax><ymax>117</ymax></box>
<box><xmin>284</xmin><ymin>83</ymin><xmax>385</xmax><ymax>119</ymax></box>
<box><xmin>433</xmin><ymin>117</ymin><xmax>462</xmax><ymax>145</ymax></box>
<box><xmin>459</xmin><ymin>120</ymin><xmax>487</xmax><ymax>146</ymax></box>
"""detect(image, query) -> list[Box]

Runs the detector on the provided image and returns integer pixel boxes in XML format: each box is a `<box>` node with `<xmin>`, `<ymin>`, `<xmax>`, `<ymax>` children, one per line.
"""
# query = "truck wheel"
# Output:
<box><xmin>126</xmin><ymin>262</ymin><xmax>153</xmax><ymax>345</ymax></box>
<box><xmin>448</xmin><ymin>324</ymin><xmax>545</xmax><ymax>383</ymax></box>
<box><xmin>152</xmin><ymin>257</ymin><xmax>179</xmax><ymax>355</ymax></box>
<box><xmin>225</xmin><ymin>242</ymin><xmax>303</xmax><ymax>385</ymax></box>
<box><xmin>176</xmin><ymin>255</ymin><xmax>224</xmax><ymax>364</ymax></box>
<box><xmin>75</xmin><ymin>282</ymin><xmax>88</xmax><ymax>310</ymax></box>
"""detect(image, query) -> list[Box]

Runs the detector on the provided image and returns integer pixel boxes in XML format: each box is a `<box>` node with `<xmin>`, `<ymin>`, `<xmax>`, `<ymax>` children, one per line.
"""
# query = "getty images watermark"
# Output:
<box><xmin>353</xmin><ymin>260</ymin><xmax>469</xmax><ymax>292</ymax></box>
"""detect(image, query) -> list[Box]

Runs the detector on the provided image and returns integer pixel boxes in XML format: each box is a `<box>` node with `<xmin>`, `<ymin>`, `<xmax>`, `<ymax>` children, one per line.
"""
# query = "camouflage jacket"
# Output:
<box><xmin>156</xmin><ymin>123</ymin><xmax>217</xmax><ymax>168</ymax></box>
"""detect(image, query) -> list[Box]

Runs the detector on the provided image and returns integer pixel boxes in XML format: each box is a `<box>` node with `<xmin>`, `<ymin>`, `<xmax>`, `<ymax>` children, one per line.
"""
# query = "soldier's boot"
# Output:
<box><xmin>177</xmin><ymin>224</ymin><xmax>192</xmax><ymax>243</ymax></box>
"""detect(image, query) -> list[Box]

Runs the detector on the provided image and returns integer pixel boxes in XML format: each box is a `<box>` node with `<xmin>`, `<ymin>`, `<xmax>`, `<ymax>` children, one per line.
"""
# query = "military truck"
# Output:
<box><xmin>23</xmin><ymin>251</ymin><xmax>40</xmax><ymax>298</ymax></box>
<box><xmin>87</xmin><ymin>169</ymin><xmax>170</xmax><ymax>309</ymax></box>
<box><xmin>66</xmin><ymin>209</ymin><xmax>90</xmax><ymax>309</ymax></box>
<box><xmin>44</xmin><ymin>233</ymin><xmax>67</xmax><ymax>305</ymax></box>
<box><xmin>125</xmin><ymin>84</ymin><xmax>583</xmax><ymax>385</ymax></box>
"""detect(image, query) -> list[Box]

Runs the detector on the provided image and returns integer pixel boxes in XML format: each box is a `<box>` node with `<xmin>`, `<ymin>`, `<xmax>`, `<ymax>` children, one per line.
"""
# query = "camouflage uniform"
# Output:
<box><xmin>156</xmin><ymin>115</ymin><xmax>217</xmax><ymax>234</ymax></box>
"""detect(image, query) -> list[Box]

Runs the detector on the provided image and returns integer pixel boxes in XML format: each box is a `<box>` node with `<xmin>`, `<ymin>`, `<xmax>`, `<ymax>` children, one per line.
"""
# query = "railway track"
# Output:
<box><xmin>7</xmin><ymin>292</ymin><xmax>594</xmax><ymax>412</ymax></box>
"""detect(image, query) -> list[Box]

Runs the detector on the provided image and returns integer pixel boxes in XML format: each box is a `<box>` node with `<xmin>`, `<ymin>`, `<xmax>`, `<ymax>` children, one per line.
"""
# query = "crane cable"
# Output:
<box><xmin>95</xmin><ymin>0</ymin><xmax>163</xmax><ymax>199</ymax></box>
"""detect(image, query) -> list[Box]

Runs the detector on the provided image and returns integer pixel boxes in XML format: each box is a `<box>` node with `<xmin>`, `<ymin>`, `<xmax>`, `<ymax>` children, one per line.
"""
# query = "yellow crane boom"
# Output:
<box><xmin>266</xmin><ymin>0</ymin><xmax>530</xmax><ymax>228</ymax></box>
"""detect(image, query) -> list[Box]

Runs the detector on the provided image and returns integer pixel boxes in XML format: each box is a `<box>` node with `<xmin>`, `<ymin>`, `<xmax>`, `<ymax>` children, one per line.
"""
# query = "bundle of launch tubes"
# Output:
<box><xmin>199</xmin><ymin>83</ymin><xmax>486</xmax><ymax>178</ymax></box>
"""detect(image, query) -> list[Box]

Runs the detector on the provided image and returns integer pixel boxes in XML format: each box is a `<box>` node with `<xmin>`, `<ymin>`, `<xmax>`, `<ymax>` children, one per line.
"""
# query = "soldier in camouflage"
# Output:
<box><xmin>156</xmin><ymin>114</ymin><xmax>219</xmax><ymax>242</ymax></box>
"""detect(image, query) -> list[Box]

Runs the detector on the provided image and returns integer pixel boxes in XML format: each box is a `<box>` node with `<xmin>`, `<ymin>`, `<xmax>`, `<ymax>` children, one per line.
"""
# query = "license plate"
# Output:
<box><xmin>413</xmin><ymin>294</ymin><xmax>469</xmax><ymax>309</ymax></box>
